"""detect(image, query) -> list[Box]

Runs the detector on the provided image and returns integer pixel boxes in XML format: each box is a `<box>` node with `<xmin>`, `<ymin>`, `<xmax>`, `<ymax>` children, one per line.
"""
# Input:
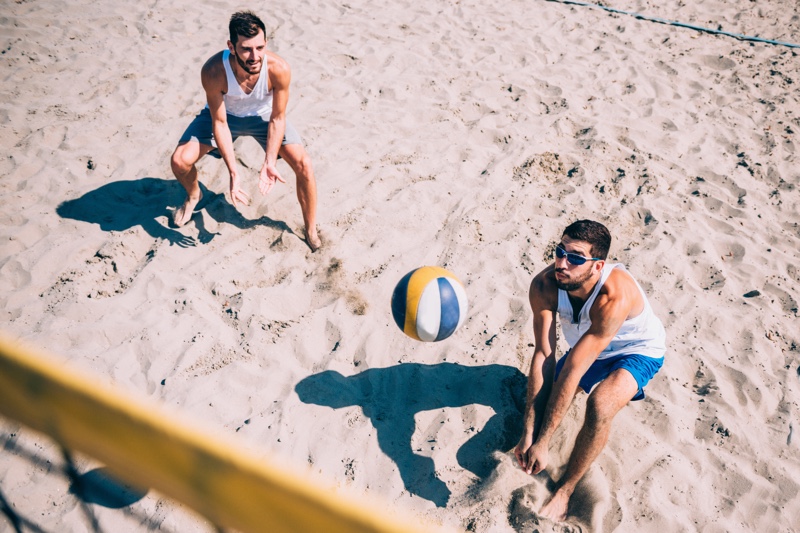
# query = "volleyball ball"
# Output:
<box><xmin>391</xmin><ymin>266</ymin><xmax>468</xmax><ymax>342</ymax></box>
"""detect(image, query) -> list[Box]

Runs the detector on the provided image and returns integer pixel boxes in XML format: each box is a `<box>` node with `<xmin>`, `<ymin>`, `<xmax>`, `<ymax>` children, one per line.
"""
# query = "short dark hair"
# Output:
<box><xmin>229</xmin><ymin>11</ymin><xmax>266</xmax><ymax>45</ymax></box>
<box><xmin>563</xmin><ymin>220</ymin><xmax>612</xmax><ymax>260</ymax></box>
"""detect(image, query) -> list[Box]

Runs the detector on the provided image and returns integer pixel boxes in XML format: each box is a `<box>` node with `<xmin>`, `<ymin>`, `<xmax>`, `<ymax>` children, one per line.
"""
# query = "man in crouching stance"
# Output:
<box><xmin>515</xmin><ymin>220</ymin><xmax>666</xmax><ymax>520</ymax></box>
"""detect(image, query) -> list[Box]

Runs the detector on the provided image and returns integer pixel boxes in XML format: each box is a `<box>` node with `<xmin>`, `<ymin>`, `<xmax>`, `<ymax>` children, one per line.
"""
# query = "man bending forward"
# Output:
<box><xmin>515</xmin><ymin>220</ymin><xmax>666</xmax><ymax>520</ymax></box>
<box><xmin>171</xmin><ymin>11</ymin><xmax>321</xmax><ymax>251</ymax></box>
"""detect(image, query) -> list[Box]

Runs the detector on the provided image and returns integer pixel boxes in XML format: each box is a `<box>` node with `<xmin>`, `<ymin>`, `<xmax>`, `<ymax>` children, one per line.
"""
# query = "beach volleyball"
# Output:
<box><xmin>391</xmin><ymin>266</ymin><xmax>468</xmax><ymax>342</ymax></box>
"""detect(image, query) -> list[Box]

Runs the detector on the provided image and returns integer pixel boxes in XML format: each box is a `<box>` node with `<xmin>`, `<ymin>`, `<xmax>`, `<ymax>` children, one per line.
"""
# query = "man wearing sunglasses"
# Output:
<box><xmin>514</xmin><ymin>219</ymin><xmax>666</xmax><ymax>521</ymax></box>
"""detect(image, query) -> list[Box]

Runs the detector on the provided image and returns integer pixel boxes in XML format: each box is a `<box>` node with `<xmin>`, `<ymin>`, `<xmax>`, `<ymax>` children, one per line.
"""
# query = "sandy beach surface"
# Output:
<box><xmin>1</xmin><ymin>0</ymin><xmax>799</xmax><ymax>531</ymax></box>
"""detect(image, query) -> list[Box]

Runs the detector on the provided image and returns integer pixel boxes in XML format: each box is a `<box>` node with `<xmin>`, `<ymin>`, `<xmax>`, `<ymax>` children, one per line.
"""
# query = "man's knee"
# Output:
<box><xmin>585</xmin><ymin>371</ymin><xmax>637</xmax><ymax>425</ymax></box>
<box><xmin>296</xmin><ymin>154</ymin><xmax>315</xmax><ymax>182</ymax></box>
<box><xmin>283</xmin><ymin>146</ymin><xmax>314</xmax><ymax>180</ymax></box>
<box><xmin>171</xmin><ymin>143</ymin><xmax>203</xmax><ymax>177</ymax></box>
<box><xmin>171</xmin><ymin>147</ymin><xmax>191</xmax><ymax>177</ymax></box>
<box><xmin>585</xmin><ymin>392</ymin><xmax>620</xmax><ymax>427</ymax></box>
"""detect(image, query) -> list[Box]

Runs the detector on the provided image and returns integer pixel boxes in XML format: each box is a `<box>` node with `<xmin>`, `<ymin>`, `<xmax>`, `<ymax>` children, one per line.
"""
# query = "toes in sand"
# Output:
<box><xmin>173</xmin><ymin>193</ymin><xmax>203</xmax><ymax>227</ymax></box>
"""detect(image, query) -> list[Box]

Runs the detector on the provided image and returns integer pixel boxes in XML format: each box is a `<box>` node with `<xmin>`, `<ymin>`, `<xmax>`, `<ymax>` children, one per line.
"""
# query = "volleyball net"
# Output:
<box><xmin>0</xmin><ymin>333</ymin><xmax>438</xmax><ymax>533</ymax></box>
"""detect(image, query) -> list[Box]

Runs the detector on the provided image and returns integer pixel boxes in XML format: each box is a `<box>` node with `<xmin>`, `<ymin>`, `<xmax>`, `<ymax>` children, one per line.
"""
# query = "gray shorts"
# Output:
<box><xmin>178</xmin><ymin>107</ymin><xmax>303</xmax><ymax>159</ymax></box>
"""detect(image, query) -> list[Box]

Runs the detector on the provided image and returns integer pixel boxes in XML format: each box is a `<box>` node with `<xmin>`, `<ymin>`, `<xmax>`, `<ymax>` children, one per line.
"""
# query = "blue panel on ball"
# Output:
<box><xmin>391</xmin><ymin>270</ymin><xmax>413</xmax><ymax>332</ymax></box>
<box><xmin>434</xmin><ymin>278</ymin><xmax>460</xmax><ymax>341</ymax></box>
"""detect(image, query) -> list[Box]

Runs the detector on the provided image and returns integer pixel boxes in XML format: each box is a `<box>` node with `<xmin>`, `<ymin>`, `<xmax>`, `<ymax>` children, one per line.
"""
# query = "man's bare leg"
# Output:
<box><xmin>540</xmin><ymin>369</ymin><xmax>638</xmax><ymax>521</ymax></box>
<box><xmin>280</xmin><ymin>144</ymin><xmax>321</xmax><ymax>251</ymax></box>
<box><xmin>171</xmin><ymin>142</ymin><xmax>214</xmax><ymax>227</ymax></box>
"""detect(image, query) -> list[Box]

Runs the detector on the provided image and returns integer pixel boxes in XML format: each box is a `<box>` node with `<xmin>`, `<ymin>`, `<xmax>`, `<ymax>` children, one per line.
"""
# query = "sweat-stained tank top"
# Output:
<box><xmin>557</xmin><ymin>263</ymin><xmax>666</xmax><ymax>360</ymax></box>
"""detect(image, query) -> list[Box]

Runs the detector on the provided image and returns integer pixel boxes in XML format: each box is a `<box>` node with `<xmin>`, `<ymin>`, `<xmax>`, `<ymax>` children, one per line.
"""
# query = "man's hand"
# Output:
<box><xmin>516</xmin><ymin>436</ymin><xmax>549</xmax><ymax>475</ymax></box>
<box><xmin>229</xmin><ymin>170</ymin><xmax>251</xmax><ymax>207</ymax></box>
<box><xmin>514</xmin><ymin>433</ymin><xmax>534</xmax><ymax>471</ymax></box>
<box><xmin>526</xmin><ymin>441</ymin><xmax>549</xmax><ymax>475</ymax></box>
<box><xmin>259</xmin><ymin>162</ymin><xmax>286</xmax><ymax>195</ymax></box>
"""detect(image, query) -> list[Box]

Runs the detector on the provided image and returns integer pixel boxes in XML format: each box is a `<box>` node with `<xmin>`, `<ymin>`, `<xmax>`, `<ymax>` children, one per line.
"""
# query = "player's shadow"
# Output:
<box><xmin>295</xmin><ymin>362</ymin><xmax>526</xmax><ymax>508</ymax></box>
<box><xmin>56</xmin><ymin>177</ymin><xmax>292</xmax><ymax>247</ymax></box>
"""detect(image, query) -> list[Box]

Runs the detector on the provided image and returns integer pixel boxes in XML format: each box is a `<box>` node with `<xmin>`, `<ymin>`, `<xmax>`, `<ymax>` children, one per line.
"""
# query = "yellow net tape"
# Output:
<box><xmin>0</xmin><ymin>333</ymin><xmax>439</xmax><ymax>533</ymax></box>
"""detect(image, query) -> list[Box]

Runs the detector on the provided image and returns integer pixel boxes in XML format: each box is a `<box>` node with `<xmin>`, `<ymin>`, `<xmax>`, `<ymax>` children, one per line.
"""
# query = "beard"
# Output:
<box><xmin>234</xmin><ymin>52</ymin><xmax>262</xmax><ymax>74</ymax></box>
<box><xmin>554</xmin><ymin>268</ymin><xmax>593</xmax><ymax>292</ymax></box>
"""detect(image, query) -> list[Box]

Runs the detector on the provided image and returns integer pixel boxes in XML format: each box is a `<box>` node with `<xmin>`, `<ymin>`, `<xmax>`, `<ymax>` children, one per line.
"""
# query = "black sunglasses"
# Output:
<box><xmin>555</xmin><ymin>246</ymin><xmax>601</xmax><ymax>266</ymax></box>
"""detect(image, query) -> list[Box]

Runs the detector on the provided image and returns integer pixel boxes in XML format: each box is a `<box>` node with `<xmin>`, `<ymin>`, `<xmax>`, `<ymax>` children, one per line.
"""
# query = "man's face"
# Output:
<box><xmin>553</xmin><ymin>236</ymin><xmax>601</xmax><ymax>292</ymax></box>
<box><xmin>229</xmin><ymin>31</ymin><xmax>267</xmax><ymax>75</ymax></box>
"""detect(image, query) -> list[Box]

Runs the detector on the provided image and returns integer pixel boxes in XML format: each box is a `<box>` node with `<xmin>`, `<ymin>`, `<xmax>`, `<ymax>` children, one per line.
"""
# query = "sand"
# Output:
<box><xmin>1</xmin><ymin>0</ymin><xmax>799</xmax><ymax>531</ymax></box>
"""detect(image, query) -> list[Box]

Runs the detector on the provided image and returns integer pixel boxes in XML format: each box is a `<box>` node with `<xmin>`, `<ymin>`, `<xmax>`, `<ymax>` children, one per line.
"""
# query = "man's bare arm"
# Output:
<box><xmin>259</xmin><ymin>53</ymin><xmax>290</xmax><ymax>194</ymax></box>
<box><xmin>534</xmin><ymin>277</ymin><xmax>633</xmax><ymax>448</ymax></box>
<box><xmin>515</xmin><ymin>266</ymin><xmax>558</xmax><ymax>470</ymax></box>
<box><xmin>202</xmin><ymin>54</ymin><xmax>250</xmax><ymax>207</ymax></box>
<box><xmin>523</xmin><ymin>269</ymin><xmax>636</xmax><ymax>475</ymax></box>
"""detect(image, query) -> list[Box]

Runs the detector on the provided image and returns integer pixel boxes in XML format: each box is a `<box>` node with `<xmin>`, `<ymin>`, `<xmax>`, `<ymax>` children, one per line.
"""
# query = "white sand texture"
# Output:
<box><xmin>1</xmin><ymin>0</ymin><xmax>799</xmax><ymax>531</ymax></box>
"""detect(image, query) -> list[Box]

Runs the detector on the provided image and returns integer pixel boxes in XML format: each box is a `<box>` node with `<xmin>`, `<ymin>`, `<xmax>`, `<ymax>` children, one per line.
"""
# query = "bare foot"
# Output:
<box><xmin>173</xmin><ymin>192</ymin><xmax>203</xmax><ymax>227</ymax></box>
<box><xmin>304</xmin><ymin>227</ymin><xmax>322</xmax><ymax>252</ymax></box>
<box><xmin>539</xmin><ymin>489</ymin><xmax>570</xmax><ymax>522</ymax></box>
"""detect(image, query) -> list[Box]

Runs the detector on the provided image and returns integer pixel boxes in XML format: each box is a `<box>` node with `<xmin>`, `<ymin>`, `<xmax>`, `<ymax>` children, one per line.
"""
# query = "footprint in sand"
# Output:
<box><xmin>692</xmin><ymin>362</ymin><xmax>719</xmax><ymax>399</ymax></box>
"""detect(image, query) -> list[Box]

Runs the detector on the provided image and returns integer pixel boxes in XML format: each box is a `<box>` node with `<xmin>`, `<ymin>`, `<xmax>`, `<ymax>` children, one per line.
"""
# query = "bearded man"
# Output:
<box><xmin>171</xmin><ymin>11</ymin><xmax>321</xmax><ymax>251</ymax></box>
<box><xmin>515</xmin><ymin>219</ymin><xmax>666</xmax><ymax>521</ymax></box>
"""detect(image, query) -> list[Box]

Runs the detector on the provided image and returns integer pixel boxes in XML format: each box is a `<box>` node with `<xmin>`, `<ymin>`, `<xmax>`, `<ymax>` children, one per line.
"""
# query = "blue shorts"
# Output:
<box><xmin>554</xmin><ymin>351</ymin><xmax>664</xmax><ymax>401</ymax></box>
<box><xmin>178</xmin><ymin>107</ymin><xmax>303</xmax><ymax>159</ymax></box>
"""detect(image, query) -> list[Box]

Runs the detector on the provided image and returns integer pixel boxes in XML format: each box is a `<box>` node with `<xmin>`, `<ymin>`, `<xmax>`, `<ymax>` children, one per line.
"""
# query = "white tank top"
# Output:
<box><xmin>557</xmin><ymin>263</ymin><xmax>666</xmax><ymax>360</ymax></box>
<box><xmin>221</xmin><ymin>49</ymin><xmax>273</xmax><ymax>118</ymax></box>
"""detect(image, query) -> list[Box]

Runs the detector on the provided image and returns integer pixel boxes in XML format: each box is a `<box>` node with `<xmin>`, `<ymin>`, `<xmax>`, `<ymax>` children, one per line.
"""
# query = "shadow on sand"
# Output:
<box><xmin>56</xmin><ymin>177</ymin><xmax>292</xmax><ymax>246</ymax></box>
<box><xmin>295</xmin><ymin>362</ymin><xmax>526</xmax><ymax>507</ymax></box>
<box><xmin>68</xmin><ymin>467</ymin><xmax>148</xmax><ymax>509</ymax></box>
<box><xmin>0</xmin><ymin>432</ymin><xmax>179</xmax><ymax>533</ymax></box>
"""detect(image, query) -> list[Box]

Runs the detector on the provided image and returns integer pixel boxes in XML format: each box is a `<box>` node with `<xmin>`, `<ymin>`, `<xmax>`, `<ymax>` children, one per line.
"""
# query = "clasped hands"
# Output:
<box><xmin>515</xmin><ymin>434</ymin><xmax>549</xmax><ymax>475</ymax></box>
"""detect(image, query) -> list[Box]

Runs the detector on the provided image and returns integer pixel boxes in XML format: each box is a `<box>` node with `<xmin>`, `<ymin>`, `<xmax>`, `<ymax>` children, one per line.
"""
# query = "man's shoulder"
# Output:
<box><xmin>529</xmin><ymin>264</ymin><xmax>558</xmax><ymax>310</ymax></box>
<box><xmin>201</xmin><ymin>51</ymin><xmax>227</xmax><ymax>92</ymax></box>
<box><xmin>201</xmin><ymin>51</ymin><xmax>226</xmax><ymax>77</ymax></box>
<box><xmin>594</xmin><ymin>265</ymin><xmax>644</xmax><ymax>316</ymax></box>
<box><xmin>266</xmin><ymin>50</ymin><xmax>290</xmax><ymax>70</ymax></box>
<box><xmin>267</xmin><ymin>51</ymin><xmax>291</xmax><ymax>85</ymax></box>
<box><xmin>600</xmin><ymin>265</ymin><xmax>637</xmax><ymax>293</ymax></box>
<box><xmin>532</xmin><ymin>264</ymin><xmax>556</xmax><ymax>287</ymax></box>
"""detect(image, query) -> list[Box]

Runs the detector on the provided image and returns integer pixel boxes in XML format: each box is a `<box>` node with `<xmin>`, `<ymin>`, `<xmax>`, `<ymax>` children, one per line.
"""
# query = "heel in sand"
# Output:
<box><xmin>304</xmin><ymin>228</ymin><xmax>322</xmax><ymax>252</ymax></box>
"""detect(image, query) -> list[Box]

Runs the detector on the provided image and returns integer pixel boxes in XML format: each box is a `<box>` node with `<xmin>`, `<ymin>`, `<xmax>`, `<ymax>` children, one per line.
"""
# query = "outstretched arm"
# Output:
<box><xmin>515</xmin><ymin>267</ymin><xmax>558</xmax><ymax>472</ymax></box>
<box><xmin>259</xmin><ymin>53</ymin><xmax>290</xmax><ymax>195</ymax></box>
<box><xmin>526</xmin><ymin>278</ymin><xmax>632</xmax><ymax>475</ymax></box>
<box><xmin>202</xmin><ymin>54</ymin><xmax>250</xmax><ymax>207</ymax></box>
